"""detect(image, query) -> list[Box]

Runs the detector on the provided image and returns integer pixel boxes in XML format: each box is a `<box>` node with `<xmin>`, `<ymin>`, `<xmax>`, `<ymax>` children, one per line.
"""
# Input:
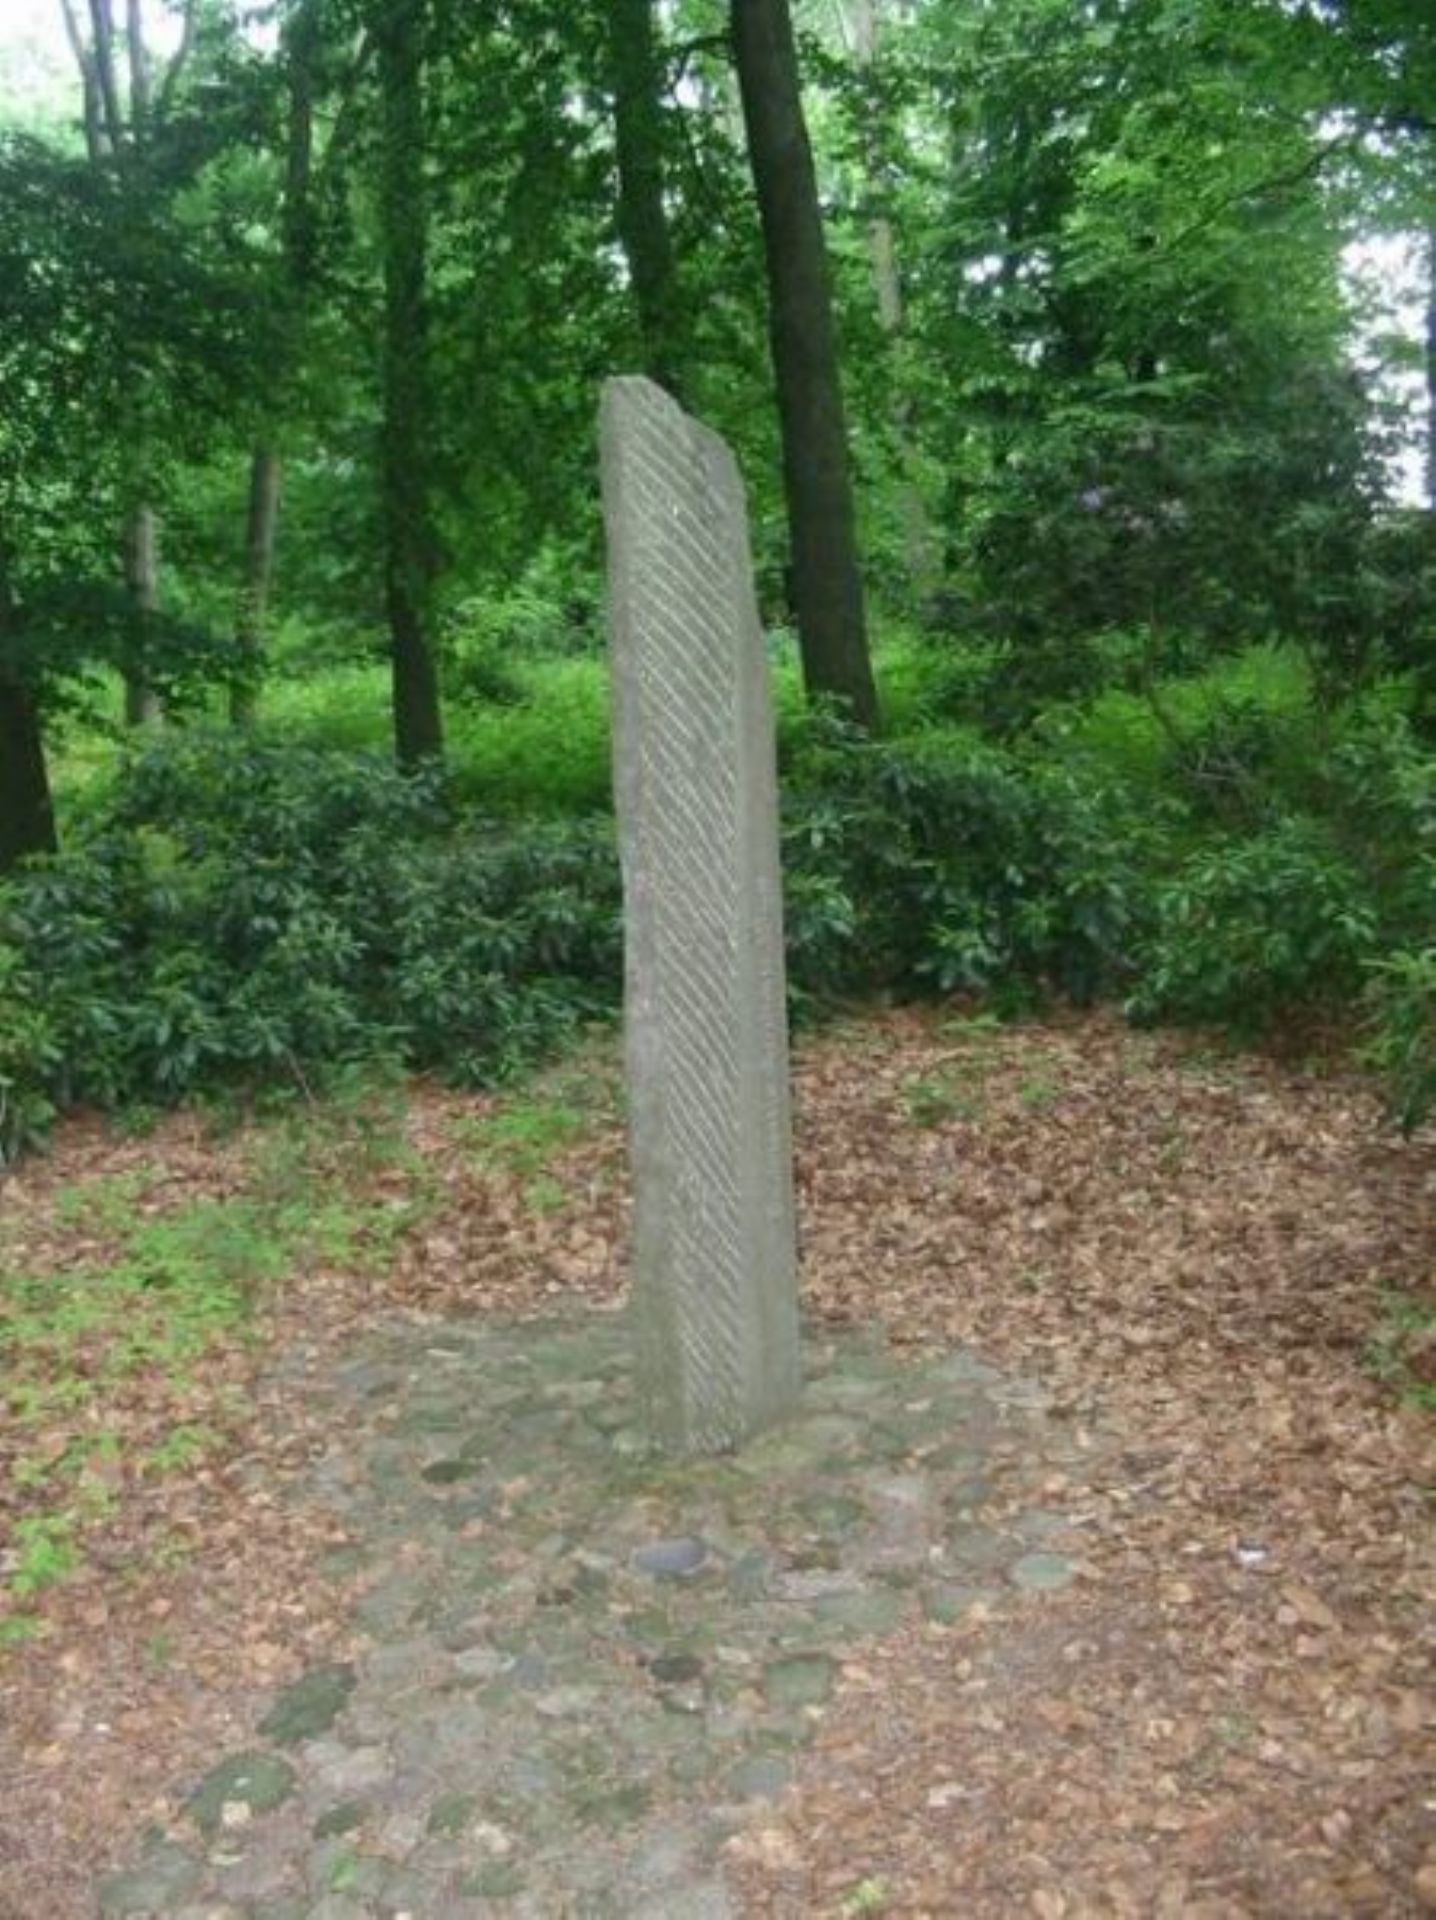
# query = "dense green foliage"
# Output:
<box><xmin>6</xmin><ymin>636</ymin><xmax>1436</xmax><ymax>1162</ymax></box>
<box><xmin>0</xmin><ymin>741</ymin><xmax>622</xmax><ymax>1159</ymax></box>
<box><xmin>2</xmin><ymin>0</ymin><xmax>1435</xmax><ymax>1154</ymax></box>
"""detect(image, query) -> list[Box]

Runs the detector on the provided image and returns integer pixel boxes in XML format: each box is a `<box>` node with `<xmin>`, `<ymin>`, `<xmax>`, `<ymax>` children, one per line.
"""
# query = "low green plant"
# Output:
<box><xmin>1018</xmin><ymin>1068</ymin><xmax>1062</xmax><ymax>1110</ymax></box>
<box><xmin>900</xmin><ymin>1070</ymin><xmax>983</xmax><ymax>1127</ymax></box>
<box><xmin>841</xmin><ymin>1879</ymin><xmax>892</xmax><ymax>1916</ymax></box>
<box><xmin>1363</xmin><ymin>1290</ymin><xmax>1436</xmax><ymax>1410</ymax></box>
<box><xmin>1363</xmin><ymin>945</ymin><xmax>1436</xmax><ymax>1134</ymax></box>
<box><xmin>521</xmin><ymin>1173</ymin><xmax>569</xmax><ymax>1215</ymax></box>
<box><xmin>146</xmin><ymin>1423</ymin><xmax>219</xmax><ymax>1473</ymax></box>
<box><xmin>1128</xmin><ymin>822</ymin><xmax>1377</xmax><ymax>1032</ymax></box>
<box><xmin>782</xmin><ymin>717</ymin><xmax>1142</xmax><ymax>1009</ymax></box>
<box><xmin>1</xmin><ymin>1092</ymin><xmax>438</xmax><ymax>1612</ymax></box>
<box><xmin>0</xmin><ymin>736</ymin><xmax>624</xmax><ymax>1148</ymax></box>
<box><xmin>466</xmin><ymin>1097</ymin><xmax>589</xmax><ymax>1173</ymax></box>
<box><xmin>8</xmin><ymin>1514</ymin><xmax>81</xmax><ymax>1597</ymax></box>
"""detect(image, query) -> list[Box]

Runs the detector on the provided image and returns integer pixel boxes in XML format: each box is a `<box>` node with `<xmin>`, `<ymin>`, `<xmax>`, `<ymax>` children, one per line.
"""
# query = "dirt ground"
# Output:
<box><xmin>1</xmin><ymin>1007</ymin><xmax>1432</xmax><ymax>1918</ymax></box>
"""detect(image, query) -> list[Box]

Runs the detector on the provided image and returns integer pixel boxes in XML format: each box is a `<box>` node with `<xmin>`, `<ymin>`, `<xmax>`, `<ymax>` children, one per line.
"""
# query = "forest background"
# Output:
<box><xmin>1</xmin><ymin>0</ymin><xmax>1435</xmax><ymax>1162</ymax></box>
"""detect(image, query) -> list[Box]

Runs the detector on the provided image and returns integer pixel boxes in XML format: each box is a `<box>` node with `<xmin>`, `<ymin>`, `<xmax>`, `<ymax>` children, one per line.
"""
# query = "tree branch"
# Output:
<box><xmin>314</xmin><ymin>29</ymin><xmax>375</xmax><ymax>196</ymax></box>
<box><xmin>56</xmin><ymin>0</ymin><xmax>89</xmax><ymax>72</ymax></box>
<box><xmin>153</xmin><ymin>0</ymin><xmax>198</xmax><ymax>124</ymax></box>
<box><xmin>669</xmin><ymin>31</ymin><xmax>732</xmax><ymax>91</ymax></box>
<box><xmin>55</xmin><ymin>0</ymin><xmax>104</xmax><ymax>162</ymax></box>
<box><xmin>126</xmin><ymin>0</ymin><xmax>151</xmax><ymax>130</ymax></box>
<box><xmin>1163</xmin><ymin>131</ymin><xmax>1358</xmax><ymax>259</ymax></box>
<box><xmin>84</xmin><ymin>0</ymin><xmax>128</xmax><ymax>156</ymax></box>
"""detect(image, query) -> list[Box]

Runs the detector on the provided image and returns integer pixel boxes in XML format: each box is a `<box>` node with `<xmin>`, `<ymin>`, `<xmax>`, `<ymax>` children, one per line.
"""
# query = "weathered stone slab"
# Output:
<box><xmin>600</xmin><ymin>375</ymin><xmax>801</xmax><ymax>1455</ymax></box>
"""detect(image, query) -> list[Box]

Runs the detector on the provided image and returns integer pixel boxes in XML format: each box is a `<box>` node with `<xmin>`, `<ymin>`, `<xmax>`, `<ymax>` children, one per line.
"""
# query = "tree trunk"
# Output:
<box><xmin>0</xmin><ymin>670</ymin><xmax>57</xmax><ymax>874</ymax></box>
<box><xmin>846</xmin><ymin>0</ymin><xmax>902</xmax><ymax>332</ymax></box>
<box><xmin>282</xmin><ymin>0</ymin><xmax>319</xmax><ymax>290</ymax></box>
<box><xmin>608</xmin><ymin>0</ymin><xmax>684</xmax><ymax>397</ymax></box>
<box><xmin>845</xmin><ymin>0</ymin><xmax>933</xmax><ymax>593</ymax></box>
<box><xmin>376</xmin><ymin>0</ymin><xmax>443</xmax><ymax>768</ymax></box>
<box><xmin>1426</xmin><ymin>218</ymin><xmax>1435</xmax><ymax>513</ymax></box>
<box><xmin>123</xmin><ymin>502</ymin><xmax>163</xmax><ymax>727</ymax></box>
<box><xmin>231</xmin><ymin>447</ymin><xmax>282</xmax><ymax>726</ymax></box>
<box><xmin>731</xmin><ymin>0</ymin><xmax>879</xmax><ymax>730</ymax></box>
<box><xmin>0</xmin><ymin>561</ymin><xmax>57</xmax><ymax>873</ymax></box>
<box><xmin>227</xmin><ymin>4</ymin><xmax>319</xmax><ymax>729</ymax></box>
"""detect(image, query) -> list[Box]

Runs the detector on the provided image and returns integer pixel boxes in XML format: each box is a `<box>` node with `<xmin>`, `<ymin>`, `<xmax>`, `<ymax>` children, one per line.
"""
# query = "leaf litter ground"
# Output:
<box><xmin>0</xmin><ymin>1008</ymin><xmax>1432</xmax><ymax>1917</ymax></box>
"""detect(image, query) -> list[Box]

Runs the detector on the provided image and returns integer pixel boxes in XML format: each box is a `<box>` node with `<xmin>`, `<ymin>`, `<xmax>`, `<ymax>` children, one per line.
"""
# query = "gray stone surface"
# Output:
<box><xmin>93</xmin><ymin>1318</ymin><xmax>1100</xmax><ymax>1918</ymax></box>
<box><xmin>97</xmin><ymin>1841</ymin><xmax>203</xmax><ymax>1915</ymax></box>
<box><xmin>601</xmin><ymin>375</ymin><xmax>800</xmax><ymax>1455</ymax></box>
<box><xmin>1010</xmin><ymin>1549</ymin><xmax>1080</xmax><ymax>1592</ymax></box>
<box><xmin>632</xmin><ymin>1535</ymin><xmax>709</xmax><ymax>1579</ymax></box>
<box><xmin>187</xmin><ymin>1751</ymin><xmax>298</xmax><ymax>1837</ymax></box>
<box><xmin>258</xmin><ymin>1663</ymin><xmax>356</xmax><ymax>1746</ymax></box>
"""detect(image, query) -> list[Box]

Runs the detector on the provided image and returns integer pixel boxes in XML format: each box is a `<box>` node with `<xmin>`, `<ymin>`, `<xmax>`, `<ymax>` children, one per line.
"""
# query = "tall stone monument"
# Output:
<box><xmin>600</xmin><ymin>376</ymin><xmax>801</xmax><ymax>1456</ymax></box>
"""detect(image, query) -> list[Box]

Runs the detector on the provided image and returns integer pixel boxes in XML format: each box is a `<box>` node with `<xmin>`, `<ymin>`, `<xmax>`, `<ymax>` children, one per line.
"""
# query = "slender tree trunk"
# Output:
<box><xmin>608</xmin><ymin>0</ymin><xmax>684</xmax><ymax>397</ymax></box>
<box><xmin>1426</xmin><ymin>219</ymin><xmax>1435</xmax><ymax>513</ymax></box>
<box><xmin>66</xmin><ymin>4</ymin><xmax>169</xmax><ymax>727</ymax></box>
<box><xmin>85</xmin><ymin>0</ymin><xmax>127</xmax><ymax>155</ymax></box>
<box><xmin>226</xmin><ymin>2</ymin><xmax>319</xmax><ymax>729</ymax></box>
<box><xmin>732</xmin><ymin>0</ymin><xmax>879</xmax><ymax>730</ymax></box>
<box><xmin>0</xmin><ymin>562</ymin><xmax>57</xmax><ymax>872</ymax></box>
<box><xmin>376</xmin><ymin>0</ymin><xmax>443</xmax><ymax>768</ymax></box>
<box><xmin>846</xmin><ymin>0</ymin><xmax>902</xmax><ymax>332</ymax></box>
<box><xmin>845</xmin><ymin>0</ymin><xmax>932</xmax><ymax>593</ymax></box>
<box><xmin>231</xmin><ymin>447</ymin><xmax>282</xmax><ymax>726</ymax></box>
<box><xmin>0</xmin><ymin>672</ymin><xmax>56</xmax><ymax>874</ymax></box>
<box><xmin>123</xmin><ymin>502</ymin><xmax>163</xmax><ymax>726</ymax></box>
<box><xmin>125</xmin><ymin>0</ymin><xmax>151</xmax><ymax>123</ymax></box>
<box><xmin>282</xmin><ymin>1</ymin><xmax>319</xmax><ymax>287</ymax></box>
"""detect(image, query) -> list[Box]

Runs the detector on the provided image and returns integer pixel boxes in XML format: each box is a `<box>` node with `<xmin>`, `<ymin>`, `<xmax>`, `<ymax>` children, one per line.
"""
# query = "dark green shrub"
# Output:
<box><xmin>1364</xmin><ymin>943</ymin><xmax>1436</xmax><ymax>1134</ymax></box>
<box><xmin>782</xmin><ymin>719</ymin><xmax>1141</xmax><ymax>1008</ymax></box>
<box><xmin>16</xmin><ymin>707</ymin><xmax>1435</xmax><ymax>1159</ymax></box>
<box><xmin>0</xmin><ymin>942</ymin><xmax>59</xmax><ymax>1164</ymax></box>
<box><xmin>1128</xmin><ymin>821</ymin><xmax>1378</xmax><ymax>1031</ymax></box>
<box><xmin>0</xmin><ymin>738</ymin><xmax>623</xmax><ymax>1143</ymax></box>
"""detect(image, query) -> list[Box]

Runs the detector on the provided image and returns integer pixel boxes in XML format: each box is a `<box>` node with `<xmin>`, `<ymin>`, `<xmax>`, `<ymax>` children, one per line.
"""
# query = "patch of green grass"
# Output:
<box><xmin>521</xmin><ymin>1174</ymin><xmax>569</xmax><ymax>1216</ymax></box>
<box><xmin>327</xmin><ymin>1848</ymin><xmax>364</xmax><ymax>1894</ymax></box>
<box><xmin>1018</xmin><ymin>1068</ymin><xmax>1062</xmax><ymax>1111</ymax></box>
<box><xmin>841</xmin><ymin>1880</ymin><xmax>892</xmax><ymax>1916</ymax></box>
<box><xmin>899</xmin><ymin>1070</ymin><xmax>984</xmax><ymax>1128</ymax></box>
<box><xmin>1155</xmin><ymin>1127</ymin><xmax>1189</xmax><ymax>1174</ymax></box>
<box><xmin>52</xmin><ymin>621</ymin><xmax>948</xmax><ymax>838</ymax></box>
<box><xmin>8</xmin><ymin>1513</ymin><xmax>83</xmax><ymax>1596</ymax></box>
<box><xmin>457</xmin><ymin>1039</ymin><xmax>621</xmax><ymax>1190</ymax></box>
<box><xmin>937</xmin><ymin>1010</ymin><xmax>1007</xmax><ymax>1049</ymax></box>
<box><xmin>146</xmin><ymin>1423</ymin><xmax>219</xmax><ymax>1473</ymax></box>
<box><xmin>1364</xmin><ymin>1291</ymin><xmax>1436</xmax><ymax>1411</ymax></box>
<box><xmin>464</xmin><ymin>1098</ymin><xmax>590</xmax><ymax>1176</ymax></box>
<box><xmin>900</xmin><ymin>1017</ymin><xmax>1010</xmax><ymax>1127</ymax></box>
<box><xmin>1036</xmin><ymin>641</ymin><xmax>1315</xmax><ymax>798</ymax></box>
<box><xmin>1</xmin><ymin>1074</ymin><xmax>435</xmax><ymax>1615</ymax></box>
<box><xmin>240</xmin><ymin>1069</ymin><xmax>439</xmax><ymax>1264</ymax></box>
<box><xmin>51</xmin><ymin>1170</ymin><xmax>148</xmax><ymax>1235</ymax></box>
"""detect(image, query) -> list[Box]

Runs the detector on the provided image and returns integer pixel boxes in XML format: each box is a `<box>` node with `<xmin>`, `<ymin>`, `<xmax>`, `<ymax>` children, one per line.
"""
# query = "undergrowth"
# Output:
<box><xmin>0</xmin><ymin>1073</ymin><xmax>432</xmax><ymax>1631</ymax></box>
<box><xmin>9</xmin><ymin>639</ymin><xmax>1436</xmax><ymax>1161</ymax></box>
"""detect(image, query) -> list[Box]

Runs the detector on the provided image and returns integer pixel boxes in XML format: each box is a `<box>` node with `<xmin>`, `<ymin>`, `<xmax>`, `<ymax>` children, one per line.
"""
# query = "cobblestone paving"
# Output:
<box><xmin>96</xmin><ymin>1316</ymin><xmax>1093</xmax><ymax>1919</ymax></box>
